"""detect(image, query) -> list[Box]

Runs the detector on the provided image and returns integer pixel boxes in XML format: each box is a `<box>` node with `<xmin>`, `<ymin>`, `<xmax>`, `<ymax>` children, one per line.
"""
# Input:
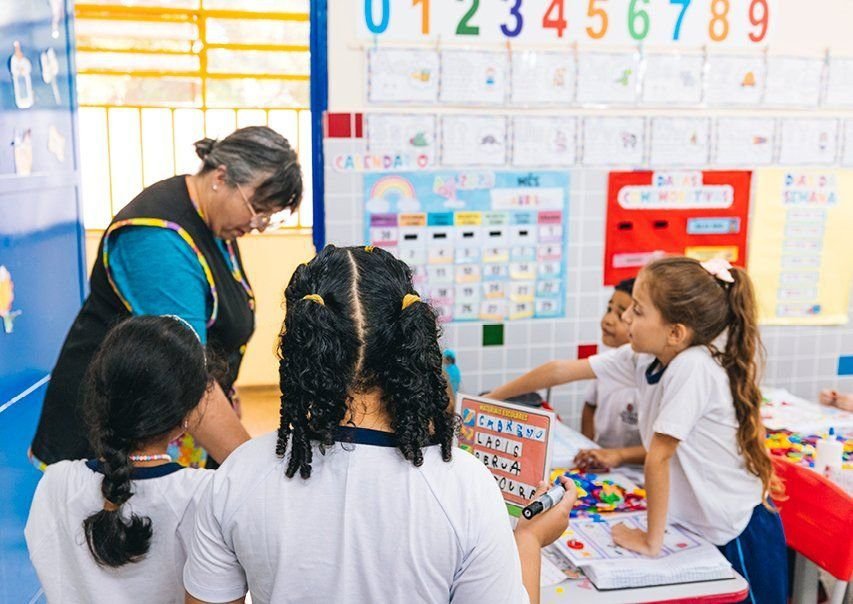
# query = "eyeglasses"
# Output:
<box><xmin>235</xmin><ymin>183</ymin><xmax>271</xmax><ymax>231</ymax></box>
<box><xmin>235</xmin><ymin>183</ymin><xmax>295</xmax><ymax>231</ymax></box>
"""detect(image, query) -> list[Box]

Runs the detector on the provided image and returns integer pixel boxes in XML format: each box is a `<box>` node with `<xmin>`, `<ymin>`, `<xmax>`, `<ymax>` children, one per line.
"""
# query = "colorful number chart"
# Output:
<box><xmin>456</xmin><ymin>395</ymin><xmax>555</xmax><ymax>509</ymax></box>
<box><xmin>358</xmin><ymin>0</ymin><xmax>774</xmax><ymax>47</ymax></box>
<box><xmin>363</xmin><ymin>170</ymin><xmax>570</xmax><ymax>322</ymax></box>
<box><xmin>604</xmin><ymin>170</ymin><xmax>752</xmax><ymax>285</ymax></box>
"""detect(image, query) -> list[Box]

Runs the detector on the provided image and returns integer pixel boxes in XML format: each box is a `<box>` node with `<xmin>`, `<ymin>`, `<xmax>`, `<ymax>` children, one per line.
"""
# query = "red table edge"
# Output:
<box><xmin>644</xmin><ymin>585</ymin><xmax>750</xmax><ymax>604</ymax></box>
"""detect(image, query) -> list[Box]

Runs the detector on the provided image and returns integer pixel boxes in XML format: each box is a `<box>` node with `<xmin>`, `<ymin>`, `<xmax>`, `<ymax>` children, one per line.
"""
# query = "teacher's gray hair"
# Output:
<box><xmin>194</xmin><ymin>126</ymin><xmax>303</xmax><ymax>214</ymax></box>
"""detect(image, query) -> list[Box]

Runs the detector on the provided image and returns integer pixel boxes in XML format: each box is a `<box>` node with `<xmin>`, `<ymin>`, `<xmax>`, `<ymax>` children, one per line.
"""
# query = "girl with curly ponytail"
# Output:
<box><xmin>25</xmin><ymin>316</ymin><xmax>215</xmax><ymax>603</ymax></box>
<box><xmin>184</xmin><ymin>245</ymin><xmax>573</xmax><ymax>604</ymax></box>
<box><xmin>490</xmin><ymin>256</ymin><xmax>787</xmax><ymax>604</ymax></box>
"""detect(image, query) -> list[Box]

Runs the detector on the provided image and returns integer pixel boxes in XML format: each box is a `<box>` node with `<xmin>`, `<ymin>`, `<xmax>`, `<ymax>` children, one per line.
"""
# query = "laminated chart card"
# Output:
<box><xmin>510</xmin><ymin>51</ymin><xmax>576</xmax><ymax>106</ymax></box>
<box><xmin>749</xmin><ymin>169</ymin><xmax>853</xmax><ymax>325</ymax></box>
<box><xmin>843</xmin><ymin>121</ymin><xmax>853</xmax><ymax>167</ymax></box>
<box><xmin>439</xmin><ymin>50</ymin><xmax>508</xmax><ymax>105</ymax></box>
<box><xmin>705</xmin><ymin>54</ymin><xmax>765</xmax><ymax>106</ymax></box>
<box><xmin>764</xmin><ymin>56</ymin><xmax>823</xmax><ymax>107</ymax></box>
<box><xmin>366</xmin><ymin>114</ymin><xmax>437</xmax><ymax>169</ymax></box>
<box><xmin>649</xmin><ymin>117</ymin><xmax>710</xmax><ymax>167</ymax></box>
<box><xmin>778</xmin><ymin>119</ymin><xmax>839</xmax><ymax>166</ymax></box>
<box><xmin>456</xmin><ymin>395</ymin><xmax>555</xmax><ymax>510</ymax></box>
<box><xmin>581</xmin><ymin>116</ymin><xmax>645</xmax><ymax>166</ymax></box>
<box><xmin>367</xmin><ymin>48</ymin><xmax>439</xmax><ymax>103</ymax></box>
<box><xmin>364</xmin><ymin>170</ymin><xmax>570</xmax><ymax>322</ymax></box>
<box><xmin>605</xmin><ymin>170</ymin><xmax>752</xmax><ymax>285</ymax></box>
<box><xmin>825</xmin><ymin>57</ymin><xmax>853</xmax><ymax>108</ymax></box>
<box><xmin>714</xmin><ymin>117</ymin><xmax>775</xmax><ymax>166</ymax></box>
<box><xmin>641</xmin><ymin>53</ymin><xmax>704</xmax><ymax>106</ymax></box>
<box><xmin>441</xmin><ymin>115</ymin><xmax>507</xmax><ymax>166</ymax></box>
<box><xmin>576</xmin><ymin>52</ymin><xmax>639</xmax><ymax>105</ymax></box>
<box><xmin>512</xmin><ymin>116</ymin><xmax>577</xmax><ymax>167</ymax></box>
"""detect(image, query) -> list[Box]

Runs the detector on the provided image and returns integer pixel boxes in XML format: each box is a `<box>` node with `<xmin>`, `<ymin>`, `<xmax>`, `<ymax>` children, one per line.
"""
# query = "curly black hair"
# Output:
<box><xmin>82</xmin><ymin>315</ymin><xmax>212</xmax><ymax>567</ymax></box>
<box><xmin>277</xmin><ymin>245</ymin><xmax>459</xmax><ymax>478</ymax></box>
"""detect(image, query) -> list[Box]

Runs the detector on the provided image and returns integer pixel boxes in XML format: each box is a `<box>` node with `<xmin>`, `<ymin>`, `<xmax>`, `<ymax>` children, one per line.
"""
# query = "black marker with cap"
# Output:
<box><xmin>521</xmin><ymin>482</ymin><xmax>566</xmax><ymax>520</ymax></box>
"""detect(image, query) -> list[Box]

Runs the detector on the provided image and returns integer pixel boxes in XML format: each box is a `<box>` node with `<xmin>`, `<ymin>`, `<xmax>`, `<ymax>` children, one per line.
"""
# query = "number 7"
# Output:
<box><xmin>670</xmin><ymin>0</ymin><xmax>691</xmax><ymax>40</ymax></box>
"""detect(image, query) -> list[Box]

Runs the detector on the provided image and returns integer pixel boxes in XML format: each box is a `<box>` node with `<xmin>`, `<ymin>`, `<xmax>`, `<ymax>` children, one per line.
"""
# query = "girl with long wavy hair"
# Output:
<box><xmin>183</xmin><ymin>245</ymin><xmax>573</xmax><ymax>604</ymax></box>
<box><xmin>489</xmin><ymin>257</ymin><xmax>786</xmax><ymax>604</ymax></box>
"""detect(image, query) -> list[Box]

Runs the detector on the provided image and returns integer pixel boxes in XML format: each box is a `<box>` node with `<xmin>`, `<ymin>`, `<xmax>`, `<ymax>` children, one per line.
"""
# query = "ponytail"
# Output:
<box><xmin>379</xmin><ymin>294</ymin><xmax>456</xmax><ymax>466</ymax></box>
<box><xmin>720</xmin><ymin>268</ymin><xmax>777</xmax><ymax>502</ymax></box>
<box><xmin>277</xmin><ymin>251</ymin><xmax>360</xmax><ymax>479</ymax></box>
<box><xmin>83</xmin><ymin>436</ymin><xmax>153</xmax><ymax>567</ymax></box>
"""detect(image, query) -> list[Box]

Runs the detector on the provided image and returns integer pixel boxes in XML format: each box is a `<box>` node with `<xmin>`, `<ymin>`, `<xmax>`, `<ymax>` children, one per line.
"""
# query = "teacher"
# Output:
<box><xmin>30</xmin><ymin>126</ymin><xmax>303</xmax><ymax>468</ymax></box>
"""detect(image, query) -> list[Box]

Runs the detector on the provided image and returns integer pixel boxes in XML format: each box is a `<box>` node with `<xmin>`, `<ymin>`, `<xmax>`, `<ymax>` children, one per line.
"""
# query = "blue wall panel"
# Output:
<box><xmin>0</xmin><ymin>1</ymin><xmax>85</xmax><ymax>602</ymax></box>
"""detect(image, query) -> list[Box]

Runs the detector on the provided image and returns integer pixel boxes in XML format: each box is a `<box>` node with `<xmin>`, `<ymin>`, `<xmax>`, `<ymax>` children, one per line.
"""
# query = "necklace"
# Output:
<box><xmin>129</xmin><ymin>453</ymin><xmax>172</xmax><ymax>462</ymax></box>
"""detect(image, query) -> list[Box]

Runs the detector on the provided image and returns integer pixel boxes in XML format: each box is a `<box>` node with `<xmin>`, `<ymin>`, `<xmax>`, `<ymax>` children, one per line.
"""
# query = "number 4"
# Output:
<box><xmin>542</xmin><ymin>0</ymin><xmax>567</xmax><ymax>38</ymax></box>
<box><xmin>670</xmin><ymin>0</ymin><xmax>691</xmax><ymax>41</ymax></box>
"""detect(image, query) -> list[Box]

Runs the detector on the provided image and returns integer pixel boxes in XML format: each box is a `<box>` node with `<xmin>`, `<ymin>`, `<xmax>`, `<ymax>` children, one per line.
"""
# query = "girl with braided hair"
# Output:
<box><xmin>184</xmin><ymin>245</ymin><xmax>573</xmax><ymax>604</ymax></box>
<box><xmin>25</xmin><ymin>315</ymin><xmax>215</xmax><ymax>603</ymax></box>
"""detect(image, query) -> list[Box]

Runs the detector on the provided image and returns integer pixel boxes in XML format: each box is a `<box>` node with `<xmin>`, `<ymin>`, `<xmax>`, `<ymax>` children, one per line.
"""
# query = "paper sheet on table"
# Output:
<box><xmin>761</xmin><ymin>387</ymin><xmax>853</xmax><ymax>433</ymax></box>
<box><xmin>551</xmin><ymin>420</ymin><xmax>599</xmax><ymax>468</ymax></box>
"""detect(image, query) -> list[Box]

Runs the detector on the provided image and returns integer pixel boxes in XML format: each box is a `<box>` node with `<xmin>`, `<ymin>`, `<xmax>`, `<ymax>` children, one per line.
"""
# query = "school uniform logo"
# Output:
<box><xmin>620</xmin><ymin>403</ymin><xmax>638</xmax><ymax>426</ymax></box>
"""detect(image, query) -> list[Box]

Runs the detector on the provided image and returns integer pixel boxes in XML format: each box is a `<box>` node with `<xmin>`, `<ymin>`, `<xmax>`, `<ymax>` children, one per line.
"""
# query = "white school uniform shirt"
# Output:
<box><xmin>589</xmin><ymin>344</ymin><xmax>763</xmax><ymax>545</ymax></box>
<box><xmin>183</xmin><ymin>428</ymin><xmax>529</xmax><ymax>604</ymax></box>
<box><xmin>584</xmin><ymin>379</ymin><xmax>642</xmax><ymax>449</ymax></box>
<box><xmin>25</xmin><ymin>459</ymin><xmax>213</xmax><ymax>604</ymax></box>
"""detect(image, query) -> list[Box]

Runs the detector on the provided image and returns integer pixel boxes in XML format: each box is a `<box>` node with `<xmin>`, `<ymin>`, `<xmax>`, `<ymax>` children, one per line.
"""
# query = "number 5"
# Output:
<box><xmin>586</xmin><ymin>0</ymin><xmax>608</xmax><ymax>39</ymax></box>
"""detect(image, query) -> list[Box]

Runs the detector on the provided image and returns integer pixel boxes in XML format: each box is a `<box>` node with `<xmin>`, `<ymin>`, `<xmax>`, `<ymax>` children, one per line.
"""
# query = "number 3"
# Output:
<box><xmin>501</xmin><ymin>0</ymin><xmax>524</xmax><ymax>37</ymax></box>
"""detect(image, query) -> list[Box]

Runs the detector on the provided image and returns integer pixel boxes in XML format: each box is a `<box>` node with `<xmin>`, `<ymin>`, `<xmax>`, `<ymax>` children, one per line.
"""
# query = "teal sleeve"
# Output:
<box><xmin>108</xmin><ymin>226</ymin><xmax>210</xmax><ymax>344</ymax></box>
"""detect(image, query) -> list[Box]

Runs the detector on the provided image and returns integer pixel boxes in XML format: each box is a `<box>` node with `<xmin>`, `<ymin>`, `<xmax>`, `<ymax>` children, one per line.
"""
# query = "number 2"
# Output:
<box><xmin>501</xmin><ymin>0</ymin><xmax>524</xmax><ymax>37</ymax></box>
<box><xmin>456</xmin><ymin>0</ymin><xmax>480</xmax><ymax>36</ymax></box>
<box><xmin>669</xmin><ymin>0</ymin><xmax>691</xmax><ymax>40</ymax></box>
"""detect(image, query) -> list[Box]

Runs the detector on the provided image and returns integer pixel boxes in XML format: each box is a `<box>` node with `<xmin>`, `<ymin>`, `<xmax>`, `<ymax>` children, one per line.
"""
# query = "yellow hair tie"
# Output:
<box><xmin>302</xmin><ymin>293</ymin><xmax>325</xmax><ymax>306</ymax></box>
<box><xmin>364</xmin><ymin>245</ymin><xmax>375</xmax><ymax>253</ymax></box>
<box><xmin>402</xmin><ymin>294</ymin><xmax>420</xmax><ymax>310</ymax></box>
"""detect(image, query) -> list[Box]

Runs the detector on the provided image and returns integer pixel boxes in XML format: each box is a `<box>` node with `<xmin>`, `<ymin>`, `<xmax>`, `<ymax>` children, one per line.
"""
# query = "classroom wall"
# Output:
<box><xmin>85</xmin><ymin>231</ymin><xmax>314</xmax><ymax>386</ymax></box>
<box><xmin>323</xmin><ymin>0</ymin><xmax>853</xmax><ymax>426</ymax></box>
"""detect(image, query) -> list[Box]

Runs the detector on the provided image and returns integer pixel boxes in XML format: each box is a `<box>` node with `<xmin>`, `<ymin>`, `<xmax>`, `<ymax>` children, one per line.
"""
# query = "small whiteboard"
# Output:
<box><xmin>456</xmin><ymin>394</ymin><xmax>554</xmax><ymax>509</ymax></box>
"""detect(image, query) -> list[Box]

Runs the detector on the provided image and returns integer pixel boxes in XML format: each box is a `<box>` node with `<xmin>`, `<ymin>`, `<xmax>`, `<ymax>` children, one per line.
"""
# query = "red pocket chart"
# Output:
<box><xmin>604</xmin><ymin>170</ymin><xmax>752</xmax><ymax>285</ymax></box>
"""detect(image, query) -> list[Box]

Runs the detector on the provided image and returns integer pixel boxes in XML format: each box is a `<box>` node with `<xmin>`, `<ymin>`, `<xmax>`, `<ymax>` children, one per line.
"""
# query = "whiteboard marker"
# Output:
<box><xmin>521</xmin><ymin>483</ymin><xmax>566</xmax><ymax>520</ymax></box>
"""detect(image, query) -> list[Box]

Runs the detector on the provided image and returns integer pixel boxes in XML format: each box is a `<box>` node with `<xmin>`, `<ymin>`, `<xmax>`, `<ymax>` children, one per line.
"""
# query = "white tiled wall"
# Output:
<box><xmin>324</xmin><ymin>136</ymin><xmax>853</xmax><ymax>430</ymax></box>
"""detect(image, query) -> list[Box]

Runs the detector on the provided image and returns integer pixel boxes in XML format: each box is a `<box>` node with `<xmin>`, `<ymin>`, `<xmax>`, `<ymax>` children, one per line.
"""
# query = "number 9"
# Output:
<box><xmin>748</xmin><ymin>0</ymin><xmax>769</xmax><ymax>42</ymax></box>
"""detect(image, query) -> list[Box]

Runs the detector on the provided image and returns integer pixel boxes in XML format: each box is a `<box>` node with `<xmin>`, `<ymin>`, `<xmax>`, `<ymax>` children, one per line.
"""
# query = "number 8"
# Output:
<box><xmin>708</xmin><ymin>0</ymin><xmax>729</xmax><ymax>42</ymax></box>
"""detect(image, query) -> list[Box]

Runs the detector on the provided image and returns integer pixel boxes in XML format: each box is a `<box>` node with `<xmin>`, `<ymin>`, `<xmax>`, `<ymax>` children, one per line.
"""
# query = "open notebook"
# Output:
<box><xmin>553</xmin><ymin>514</ymin><xmax>733</xmax><ymax>590</ymax></box>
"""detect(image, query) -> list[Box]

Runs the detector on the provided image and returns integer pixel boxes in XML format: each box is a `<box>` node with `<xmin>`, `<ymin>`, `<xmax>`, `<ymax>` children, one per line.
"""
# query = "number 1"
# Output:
<box><xmin>669</xmin><ymin>0</ymin><xmax>691</xmax><ymax>40</ymax></box>
<box><xmin>413</xmin><ymin>0</ymin><xmax>429</xmax><ymax>35</ymax></box>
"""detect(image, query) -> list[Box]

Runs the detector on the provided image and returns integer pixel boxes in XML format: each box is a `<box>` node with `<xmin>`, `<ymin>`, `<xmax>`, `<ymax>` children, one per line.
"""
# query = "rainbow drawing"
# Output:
<box><xmin>369</xmin><ymin>175</ymin><xmax>416</xmax><ymax>203</ymax></box>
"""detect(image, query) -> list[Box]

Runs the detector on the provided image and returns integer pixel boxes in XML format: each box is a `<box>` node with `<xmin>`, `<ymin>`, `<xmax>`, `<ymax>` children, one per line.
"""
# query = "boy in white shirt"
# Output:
<box><xmin>580</xmin><ymin>278</ymin><xmax>641</xmax><ymax>450</ymax></box>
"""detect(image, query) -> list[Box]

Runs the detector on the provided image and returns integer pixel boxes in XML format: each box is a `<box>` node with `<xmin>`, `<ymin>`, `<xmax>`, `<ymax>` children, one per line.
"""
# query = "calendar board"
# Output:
<box><xmin>363</xmin><ymin>170</ymin><xmax>570</xmax><ymax>322</ymax></box>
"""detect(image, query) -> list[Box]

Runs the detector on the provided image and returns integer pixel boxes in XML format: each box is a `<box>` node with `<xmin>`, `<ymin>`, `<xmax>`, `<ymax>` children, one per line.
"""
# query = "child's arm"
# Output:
<box><xmin>487</xmin><ymin>359</ymin><xmax>595</xmax><ymax>401</ymax></box>
<box><xmin>611</xmin><ymin>433</ymin><xmax>679</xmax><ymax>556</ymax></box>
<box><xmin>580</xmin><ymin>403</ymin><xmax>596</xmax><ymax>440</ymax></box>
<box><xmin>574</xmin><ymin>445</ymin><xmax>646</xmax><ymax>471</ymax></box>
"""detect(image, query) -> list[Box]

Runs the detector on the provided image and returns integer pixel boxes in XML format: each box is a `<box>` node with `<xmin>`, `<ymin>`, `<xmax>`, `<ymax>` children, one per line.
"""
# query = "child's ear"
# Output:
<box><xmin>668</xmin><ymin>323</ymin><xmax>692</xmax><ymax>348</ymax></box>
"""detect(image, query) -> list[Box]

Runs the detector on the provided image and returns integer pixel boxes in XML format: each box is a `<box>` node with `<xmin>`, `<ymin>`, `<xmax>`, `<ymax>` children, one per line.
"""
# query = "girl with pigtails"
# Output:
<box><xmin>25</xmin><ymin>316</ymin><xmax>215</xmax><ymax>603</ymax></box>
<box><xmin>489</xmin><ymin>257</ymin><xmax>787</xmax><ymax>604</ymax></box>
<box><xmin>184</xmin><ymin>245</ymin><xmax>573</xmax><ymax>604</ymax></box>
